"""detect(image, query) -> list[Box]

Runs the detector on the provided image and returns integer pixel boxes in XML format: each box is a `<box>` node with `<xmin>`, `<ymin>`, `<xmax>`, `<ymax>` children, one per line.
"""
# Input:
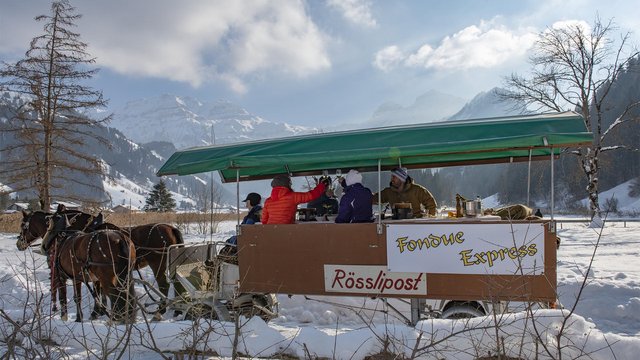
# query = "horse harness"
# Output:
<box><xmin>50</xmin><ymin>213</ymin><xmax>123</xmax><ymax>281</ymax></box>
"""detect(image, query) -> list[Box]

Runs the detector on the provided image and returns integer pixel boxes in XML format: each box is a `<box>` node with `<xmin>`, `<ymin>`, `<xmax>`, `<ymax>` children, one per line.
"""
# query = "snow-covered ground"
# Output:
<box><xmin>1</xmin><ymin>220</ymin><xmax>639</xmax><ymax>359</ymax></box>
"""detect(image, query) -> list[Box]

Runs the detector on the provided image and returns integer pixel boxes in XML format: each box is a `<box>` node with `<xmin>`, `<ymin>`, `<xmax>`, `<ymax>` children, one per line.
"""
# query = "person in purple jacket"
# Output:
<box><xmin>335</xmin><ymin>169</ymin><xmax>374</xmax><ymax>223</ymax></box>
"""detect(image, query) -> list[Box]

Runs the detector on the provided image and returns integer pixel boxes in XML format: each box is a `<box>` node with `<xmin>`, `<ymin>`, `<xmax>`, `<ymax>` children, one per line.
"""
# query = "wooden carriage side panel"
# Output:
<box><xmin>237</xmin><ymin>223</ymin><xmax>385</xmax><ymax>294</ymax></box>
<box><xmin>237</xmin><ymin>221</ymin><xmax>556</xmax><ymax>302</ymax></box>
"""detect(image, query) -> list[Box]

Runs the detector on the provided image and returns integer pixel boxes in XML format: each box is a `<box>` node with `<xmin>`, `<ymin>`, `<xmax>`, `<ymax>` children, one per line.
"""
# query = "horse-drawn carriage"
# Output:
<box><xmin>17</xmin><ymin>112</ymin><xmax>592</xmax><ymax>325</ymax></box>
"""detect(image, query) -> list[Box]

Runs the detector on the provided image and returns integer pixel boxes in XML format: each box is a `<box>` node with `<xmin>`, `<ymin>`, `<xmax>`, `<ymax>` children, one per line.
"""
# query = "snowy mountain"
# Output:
<box><xmin>366</xmin><ymin>90</ymin><xmax>467</xmax><ymax>127</ymax></box>
<box><xmin>0</xmin><ymin>91</ymin><xmax>232</xmax><ymax>209</ymax></box>
<box><xmin>448</xmin><ymin>87</ymin><xmax>527</xmax><ymax>120</ymax></box>
<box><xmin>110</xmin><ymin>94</ymin><xmax>320</xmax><ymax>149</ymax></box>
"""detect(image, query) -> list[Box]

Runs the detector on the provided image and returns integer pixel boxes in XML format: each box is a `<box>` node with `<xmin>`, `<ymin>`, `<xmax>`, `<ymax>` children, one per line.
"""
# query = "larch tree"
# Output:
<box><xmin>502</xmin><ymin>18</ymin><xmax>640</xmax><ymax>219</ymax></box>
<box><xmin>0</xmin><ymin>0</ymin><xmax>110</xmax><ymax>211</ymax></box>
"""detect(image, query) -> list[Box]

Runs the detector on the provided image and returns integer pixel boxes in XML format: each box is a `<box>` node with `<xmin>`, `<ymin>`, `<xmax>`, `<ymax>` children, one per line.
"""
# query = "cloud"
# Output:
<box><xmin>372</xmin><ymin>46</ymin><xmax>405</xmax><ymax>72</ymax></box>
<box><xmin>374</xmin><ymin>20</ymin><xmax>537</xmax><ymax>72</ymax></box>
<box><xmin>77</xmin><ymin>1</ymin><xmax>331</xmax><ymax>92</ymax></box>
<box><xmin>327</xmin><ymin>0</ymin><xmax>377</xmax><ymax>28</ymax></box>
<box><xmin>548</xmin><ymin>19</ymin><xmax>592</xmax><ymax>37</ymax></box>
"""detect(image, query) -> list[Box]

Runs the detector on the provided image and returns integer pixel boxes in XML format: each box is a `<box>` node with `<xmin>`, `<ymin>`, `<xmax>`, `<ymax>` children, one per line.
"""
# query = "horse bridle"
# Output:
<box><xmin>19</xmin><ymin>219</ymin><xmax>43</xmax><ymax>247</ymax></box>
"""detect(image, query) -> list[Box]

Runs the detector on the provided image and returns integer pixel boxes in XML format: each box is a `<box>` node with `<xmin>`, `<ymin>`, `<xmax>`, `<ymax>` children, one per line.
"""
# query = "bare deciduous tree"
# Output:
<box><xmin>502</xmin><ymin>17</ymin><xmax>640</xmax><ymax>218</ymax></box>
<box><xmin>0</xmin><ymin>0</ymin><xmax>111</xmax><ymax>211</ymax></box>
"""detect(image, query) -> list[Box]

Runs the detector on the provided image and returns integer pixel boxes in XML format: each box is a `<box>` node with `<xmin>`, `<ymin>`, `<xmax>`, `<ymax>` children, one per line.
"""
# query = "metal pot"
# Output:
<box><xmin>392</xmin><ymin>203</ymin><xmax>413</xmax><ymax>220</ymax></box>
<box><xmin>465</xmin><ymin>200</ymin><xmax>477</xmax><ymax>217</ymax></box>
<box><xmin>297</xmin><ymin>208</ymin><xmax>316</xmax><ymax>222</ymax></box>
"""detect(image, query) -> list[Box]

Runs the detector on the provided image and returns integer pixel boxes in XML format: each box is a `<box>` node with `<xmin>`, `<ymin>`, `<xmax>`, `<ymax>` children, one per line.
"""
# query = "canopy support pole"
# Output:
<box><xmin>527</xmin><ymin>149</ymin><xmax>532</xmax><ymax>207</ymax></box>
<box><xmin>550</xmin><ymin>151</ymin><xmax>554</xmax><ymax>221</ymax></box>
<box><xmin>210</xmin><ymin>172</ymin><xmax>214</xmax><ymax>242</ymax></box>
<box><xmin>377</xmin><ymin>159</ymin><xmax>382</xmax><ymax>235</ymax></box>
<box><xmin>237</xmin><ymin>169</ymin><xmax>240</xmax><ymax>228</ymax></box>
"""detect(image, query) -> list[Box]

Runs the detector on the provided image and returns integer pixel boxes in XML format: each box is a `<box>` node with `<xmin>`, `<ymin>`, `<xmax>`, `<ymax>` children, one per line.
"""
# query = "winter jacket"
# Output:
<box><xmin>307</xmin><ymin>193</ymin><xmax>339</xmax><ymax>216</ymax></box>
<box><xmin>335</xmin><ymin>183</ymin><xmax>373</xmax><ymax>223</ymax></box>
<box><xmin>243</xmin><ymin>205</ymin><xmax>262</xmax><ymax>224</ymax></box>
<box><xmin>372</xmin><ymin>178</ymin><xmax>437</xmax><ymax>217</ymax></box>
<box><xmin>262</xmin><ymin>183</ymin><xmax>326</xmax><ymax>224</ymax></box>
<box><xmin>226</xmin><ymin>205</ymin><xmax>262</xmax><ymax>245</ymax></box>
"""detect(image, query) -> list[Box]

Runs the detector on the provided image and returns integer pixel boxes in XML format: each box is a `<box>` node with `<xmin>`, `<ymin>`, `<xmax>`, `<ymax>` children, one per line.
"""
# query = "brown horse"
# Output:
<box><xmin>17</xmin><ymin>210</ymin><xmax>103</xmax><ymax>315</ymax></box>
<box><xmin>17</xmin><ymin>210</ymin><xmax>186</xmax><ymax>317</ymax></box>
<box><xmin>42</xmin><ymin>213</ymin><xmax>137</xmax><ymax>322</ymax></box>
<box><xmin>91</xmin><ymin>222</ymin><xmax>186</xmax><ymax>317</ymax></box>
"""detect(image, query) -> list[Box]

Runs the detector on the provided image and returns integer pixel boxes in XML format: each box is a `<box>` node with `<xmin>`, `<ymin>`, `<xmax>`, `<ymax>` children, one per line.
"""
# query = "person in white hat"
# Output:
<box><xmin>335</xmin><ymin>170</ymin><xmax>373</xmax><ymax>223</ymax></box>
<box><xmin>372</xmin><ymin>167</ymin><xmax>437</xmax><ymax>218</ymax></box>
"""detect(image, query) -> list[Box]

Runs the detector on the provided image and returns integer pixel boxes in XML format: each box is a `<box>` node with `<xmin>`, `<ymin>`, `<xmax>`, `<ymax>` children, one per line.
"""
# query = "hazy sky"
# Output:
<box><xmin>1</xmin><ymin>0</ymin><xmax>639</xmax><ymax>127</ymax></box>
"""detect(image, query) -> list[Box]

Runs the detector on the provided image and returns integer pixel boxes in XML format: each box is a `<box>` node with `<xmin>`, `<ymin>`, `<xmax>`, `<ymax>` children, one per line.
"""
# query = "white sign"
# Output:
<box><xmin>324</xmin><ymin>265</ymin><xmax>427</xmax><ymax>295</ymax></box>
<box><xmin>386</xmin><ymin>223</ymin><xmax>545</xmax><ymax>275</ymax></box>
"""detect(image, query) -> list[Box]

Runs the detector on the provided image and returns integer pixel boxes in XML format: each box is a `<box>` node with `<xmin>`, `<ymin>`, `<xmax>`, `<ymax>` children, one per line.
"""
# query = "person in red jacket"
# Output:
<box><xmin>262</xmin><ymin>174</ymin><xmax>329</xmax><ymax>224</ymax></box>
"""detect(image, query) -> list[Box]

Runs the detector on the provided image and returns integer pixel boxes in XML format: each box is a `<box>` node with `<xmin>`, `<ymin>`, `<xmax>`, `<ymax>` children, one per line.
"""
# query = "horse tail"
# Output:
<box><xmin>114</xmin><ymin>232</ymin><xmax>136</xmax><ymax>322</ymax></box>
<box><xmin>120</xmin><ymin>232</ymin><xmax>136</xmax><ymax>273</ymax></box>
<box><xmin>171</xmin><ymin>226</ymin><xmax>184</xmax><ymax>245</ymax></box>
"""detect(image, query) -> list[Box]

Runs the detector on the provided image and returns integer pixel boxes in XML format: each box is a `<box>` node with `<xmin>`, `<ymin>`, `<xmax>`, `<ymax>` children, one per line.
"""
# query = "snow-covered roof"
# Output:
<box><xmin>112</xmin><ymin>204</ymin><xmax>140</xmax><ymax>211</ymax></box>
<box><xmin>50</xmin><ymin>201</ymin><xmax>81</xmax><ymax>211</ymax></box>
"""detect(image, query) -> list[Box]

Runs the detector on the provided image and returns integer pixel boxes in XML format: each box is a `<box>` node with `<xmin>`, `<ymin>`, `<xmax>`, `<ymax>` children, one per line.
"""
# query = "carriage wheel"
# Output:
<box><xmin>184</xmin><ymin>304</ymin><xmax>218</xmax><ymax>321</ymax></box>
<box><xmin>441</xmin><ymin>302</ymin><xmax>485</xmax><ymax>319</ymax></box>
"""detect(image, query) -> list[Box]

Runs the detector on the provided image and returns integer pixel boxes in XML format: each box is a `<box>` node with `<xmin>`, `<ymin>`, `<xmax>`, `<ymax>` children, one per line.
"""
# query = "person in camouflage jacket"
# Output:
<box><xmin>372</xmin><ymin>167</ymin><xmax>437</xmax><ymax>218</ymax></box>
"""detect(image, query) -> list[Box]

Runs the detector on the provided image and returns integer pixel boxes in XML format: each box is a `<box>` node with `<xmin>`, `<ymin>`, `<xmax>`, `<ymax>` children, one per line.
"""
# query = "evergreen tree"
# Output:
<box><xmin>145</xmin><ymin>180</ymin><xmax>176</xmax><ymax>212</ymax></box>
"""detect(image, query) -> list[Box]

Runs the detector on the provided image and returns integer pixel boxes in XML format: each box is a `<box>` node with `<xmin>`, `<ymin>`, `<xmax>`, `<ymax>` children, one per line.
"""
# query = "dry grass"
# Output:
<box><xmin>0</xmin><ymin>211</ymin><xmax>243</xmax><ymax>233</ymax></box>
<box><xmin>0</xmin><ymin>212</ymin><xmax>21</xmax><ymax>233</ymax></box>
<box><xmin>102</xmin><ymin>211</ymin><xmax>240</xmax><ymax>227</ymax></box>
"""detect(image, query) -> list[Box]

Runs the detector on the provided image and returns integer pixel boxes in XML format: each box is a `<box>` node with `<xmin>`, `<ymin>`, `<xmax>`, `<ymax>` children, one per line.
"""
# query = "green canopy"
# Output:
<box><xmin>157</xmin><ymin>111</ymin><xmax>592</xmax><ymax>183</ymax></box>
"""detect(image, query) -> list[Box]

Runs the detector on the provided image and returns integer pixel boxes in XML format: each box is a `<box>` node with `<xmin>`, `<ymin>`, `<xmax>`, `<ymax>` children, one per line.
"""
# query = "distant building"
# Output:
<box><xmin>6</xmin><ymin>202</ymin><xmax>29</xmax><ymax>212</ymax></box>
<box><xmin>111</xmin><ymin>204</ymin><xmax>140</xmax><ymax>214</ymax></box>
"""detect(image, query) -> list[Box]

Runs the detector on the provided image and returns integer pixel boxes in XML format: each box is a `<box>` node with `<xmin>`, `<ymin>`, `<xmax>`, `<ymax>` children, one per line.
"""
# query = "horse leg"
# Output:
<box><xmin>108</xmin><ymin>270</ymin><xmax>136</xmax><ymax>323</ymax></box>
<box><xmin>89</xmin><ymin>282</ymin><xmax>109</xmax><ymax>320</ymax></box>
<box><xmin>73</xmin><ymin>279</ymin><xmax>84</xmax><ymax>322</ymax></box>
<box><xmin>148</xmin><ymin>260</ymin><xmax>172</xmax><ymax>319</ymax></box>
<box><xmin>58</xmin><ymin>278</ymin><xmax>68</xmax><ymax>321</ymax></box>
<box><xmin>51</xmin><ymin>277</ymin><xmax>58</xmax><ymax>313</ymax></box>
<box><xmin>48</xmin><ymin>254</ymin><xmax>67</xmax><ymax>319</ymax></box>
<box><xmin>110</xmin><ymin>283</ymin><xmax>135</xmax><ymax>324</ymax></box>
<box><xmin>51</xmin><ymin>283</ymin><xmax>58</xmax><ymax>313</ymax></box>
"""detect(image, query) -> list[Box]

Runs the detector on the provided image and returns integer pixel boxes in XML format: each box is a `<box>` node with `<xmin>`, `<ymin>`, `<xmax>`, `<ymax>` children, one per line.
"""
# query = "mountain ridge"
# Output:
<box><xmin>111</xmin><ymin>94</ymin><xmax>320</xmax><ymax>149</ymax></box>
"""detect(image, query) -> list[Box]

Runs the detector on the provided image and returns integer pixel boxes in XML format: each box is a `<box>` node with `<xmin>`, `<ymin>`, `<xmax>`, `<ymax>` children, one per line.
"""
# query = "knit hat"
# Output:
<box><xmin>391</xmin><ymin>167</ymin><xmax>408</xmax><ymax>182</ymax></box>
<box><xmin>271</xmin><ymin>174</ymin><xmax>291</xmax><ymax>188</ymax></box>
<box><xmin>242</xmin><ymin>192</ymin><xmax>261</xmax><ymax>206</ymax></box>
<box><xmin>345</xmin><ymin>169</ymin><xmax>362</xmax><ymax>186</ymax></box>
